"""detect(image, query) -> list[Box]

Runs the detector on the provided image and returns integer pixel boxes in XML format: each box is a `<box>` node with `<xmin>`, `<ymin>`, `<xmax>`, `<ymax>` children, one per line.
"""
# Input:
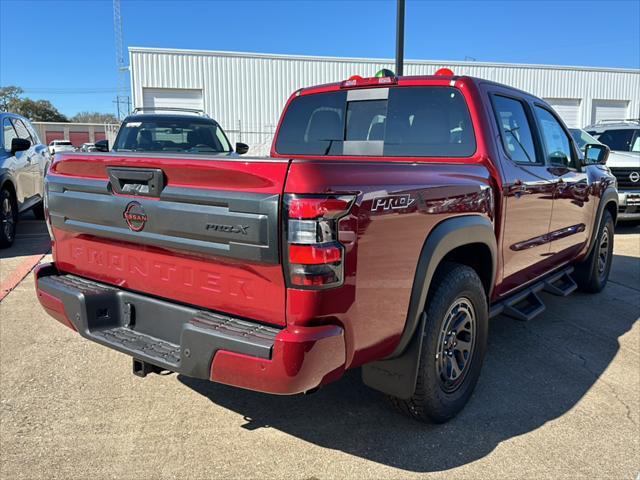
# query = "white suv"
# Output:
<box><xmin>585</xmin><ymin>120</ymin><xmax>640</xmax><ymax>221</ymax></box>
<box><xmin>48</xmin><ymin>139</ymin><xmax>75</xmax><ymax>156</ymax></box>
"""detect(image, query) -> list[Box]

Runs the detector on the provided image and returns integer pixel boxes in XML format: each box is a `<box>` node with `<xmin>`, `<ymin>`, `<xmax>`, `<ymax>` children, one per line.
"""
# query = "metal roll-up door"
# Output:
<box><xmin>141</xmin><ymin>88</ymin><xmax>204</xmax><ymax>113</ymax></box>
<box><xmin>544</xmin><ymin>98</ymin><xmax>581</xmax><ymax>127</ymax></box>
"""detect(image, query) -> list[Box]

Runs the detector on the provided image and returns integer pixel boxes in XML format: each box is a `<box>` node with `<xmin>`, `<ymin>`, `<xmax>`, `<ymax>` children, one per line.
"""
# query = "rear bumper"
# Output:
<box><xmin>35</xmin><ymin>263</ymin><xmax>345</xmax><ymax>394</ymax></box>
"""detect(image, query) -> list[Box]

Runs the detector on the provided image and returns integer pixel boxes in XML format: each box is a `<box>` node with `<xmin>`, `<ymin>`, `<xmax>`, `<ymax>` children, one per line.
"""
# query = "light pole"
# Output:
<box><xmin>396</xmin><ymin>0</ymin><xmax>405</xmax><ymax>76</ymax></box>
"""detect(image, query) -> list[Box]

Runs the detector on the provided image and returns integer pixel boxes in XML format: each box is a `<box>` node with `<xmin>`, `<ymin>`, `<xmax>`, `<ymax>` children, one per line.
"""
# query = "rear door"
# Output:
<box><xmin>533</xmin><ymin>104</ymin><xmax>593</xmax><ymax>258</ymax></box>
<box><xmin>488</xmin><ymin>92</ymin><xmax>555</xmax><ymax>291</ymax></box>
<box><xmin>11</xmin><ymin>118</ymin><xmax>40</xmax><ymax>199</ymax></box>
<box><xmin>47</xmin><ymin>154</ymin><xmax>289</xmax><ymax>326</ymax></box>
<box><xmin>3</xmin><ymin>117</ymin><xmax>32</xmax><ymax>205</ymax></box>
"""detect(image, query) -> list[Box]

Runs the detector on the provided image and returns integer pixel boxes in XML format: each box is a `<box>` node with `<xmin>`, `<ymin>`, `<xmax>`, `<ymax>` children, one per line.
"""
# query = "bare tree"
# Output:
<box><xmin>72</xmin><ymin>111</ymin><xmax>119</xmax><ymax>124</ymax></box>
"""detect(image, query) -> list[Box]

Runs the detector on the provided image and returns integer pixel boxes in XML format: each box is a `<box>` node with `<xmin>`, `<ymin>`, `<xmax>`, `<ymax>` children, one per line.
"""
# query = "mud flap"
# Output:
<box><xmin>361</xmin><ymin>313</ymin><xmax>426</xmax><ymax>399</ymax></box>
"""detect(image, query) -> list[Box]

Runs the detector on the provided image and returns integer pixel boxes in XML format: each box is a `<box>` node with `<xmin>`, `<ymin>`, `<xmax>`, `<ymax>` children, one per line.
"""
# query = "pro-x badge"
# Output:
<box><xmin>371</xmin><ymin>194</ymin><xmax>415</xmax><ymax>212</ymax></box>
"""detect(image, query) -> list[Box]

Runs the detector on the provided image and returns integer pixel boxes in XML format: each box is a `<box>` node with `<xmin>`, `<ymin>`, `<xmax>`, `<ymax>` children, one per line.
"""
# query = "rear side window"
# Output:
<box><xmin>3</xmin><ymin>118</ymin><xmax>18</xmax><ymax>151</ymax></box>
<box><xmin>492</xmin><ymin>96</ymin><xmax>538</xmax><ymax>164</ymax></box>
<box><xmin>275</xmin><ymin>87</ymin><xmax>476</xmax><ymax>157</ymax></box>
<box><xmin>25</xmin><ymin>121</ymin><xmax>40</xmax><ymax>144</ymax></box>
<box><xmin>11</xmin><ymin>119</ymin><xmax>34</xmax><ymax>143</ymax></box>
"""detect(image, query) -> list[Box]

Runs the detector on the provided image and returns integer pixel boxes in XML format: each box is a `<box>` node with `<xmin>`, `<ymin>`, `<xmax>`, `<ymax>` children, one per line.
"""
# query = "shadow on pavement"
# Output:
<box><xmin>0</xmin><ymin>211</ymin><xmax>51</xmax><ymax>260</ymax></box>
<box><xmin>615</xmin><ymin>221</ymin><xmax>640</xmax><ymax>235</ymax></box>
<box><xmin>180</xmin><ymin>253</ymin><xmax>639</xmax><ymax>472</ymax></box>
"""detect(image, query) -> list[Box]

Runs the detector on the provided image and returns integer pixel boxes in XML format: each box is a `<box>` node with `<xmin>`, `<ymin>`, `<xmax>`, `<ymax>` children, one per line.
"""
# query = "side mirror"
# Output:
<box><xmin>583</xmin><ymin>143</ymin><xmax>609</xmax><ymax>165</ymax></box>
<box><xmin>11</xmin><ymin>138</ymin><xmax>31</xmax><ymax>154</ymax></box>
<box><xmin>235</xmin><ymin>142</ymin><xmax>249</xmax><ymax>155</ymax></box>
<box><xmin>94</xmin><ymin>140</ymin><xmax>109</xmax><ymax>152</ymax></box>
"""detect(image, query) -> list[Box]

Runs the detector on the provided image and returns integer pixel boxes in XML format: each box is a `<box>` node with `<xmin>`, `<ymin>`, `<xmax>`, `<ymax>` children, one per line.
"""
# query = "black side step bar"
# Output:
<box><xmin>542</xmin><ymin>269</ymin><xmax>578</xmax><ymax>297</ymax></box>
<box><xmin>490</xmin><ymin>266</ymin><xmax>576</xmax><ymax>322</ymax></box>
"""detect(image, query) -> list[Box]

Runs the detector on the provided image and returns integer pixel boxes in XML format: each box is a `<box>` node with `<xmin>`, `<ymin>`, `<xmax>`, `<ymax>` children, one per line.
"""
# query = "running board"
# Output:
<box><xmin>490</xmin><ymin>266</ymin><xmax>575</xmax><ymax>322</ymax></box>
<box><xmin>542</xmin><ymin>268</ymin><xmax>577</xmax><ymax>297</ymax></box>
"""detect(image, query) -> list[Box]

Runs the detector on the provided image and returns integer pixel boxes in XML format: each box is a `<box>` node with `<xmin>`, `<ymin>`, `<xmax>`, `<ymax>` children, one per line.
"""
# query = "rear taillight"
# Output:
<box><xmin>284</xmin><ymin>194</ymin><xmax>355</xmax><ymax>289</ymax></box>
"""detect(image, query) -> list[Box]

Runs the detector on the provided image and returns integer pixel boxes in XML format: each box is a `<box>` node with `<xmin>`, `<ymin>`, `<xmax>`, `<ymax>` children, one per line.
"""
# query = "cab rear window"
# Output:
<box><xmin>275</xmin><ymin>87</ymin><xmax>476</xmax><ymax>157</ymax></box>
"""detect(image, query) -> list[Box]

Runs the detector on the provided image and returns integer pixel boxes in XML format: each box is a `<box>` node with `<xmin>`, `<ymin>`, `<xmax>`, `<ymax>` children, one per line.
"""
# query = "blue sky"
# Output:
<box><xmin>1</xmin><ymin>0</ymin><xmax>638</xmax><ymax>117</ymax></box>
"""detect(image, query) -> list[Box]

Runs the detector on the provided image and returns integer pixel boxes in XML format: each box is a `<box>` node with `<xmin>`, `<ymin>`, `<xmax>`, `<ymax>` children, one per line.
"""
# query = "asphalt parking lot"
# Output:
<box><xmin>0</xmin><ymin>215</ymin><xmax>638</xmax><ymax>479</ymax></box>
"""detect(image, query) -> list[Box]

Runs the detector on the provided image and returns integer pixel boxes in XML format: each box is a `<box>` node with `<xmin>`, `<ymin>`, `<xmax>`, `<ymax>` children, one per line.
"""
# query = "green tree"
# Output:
<box><xmin>1</xmin><ymin>85</ymin><xmax>68</xmax><ymax>121</ymax></box>
<box><xmin>11</xmin><ymin>98</ymin><xmax>68</xmax><ymax>122</ymax></box>
<box><xmin>72</xmin><ymin>111</ymin><xmax>118</xmax><ymax>124</ymax></box>
<box><xmin>0</xmin><ymin>86</ymin><xmax>24</xmax><ymax>111</ymax></box>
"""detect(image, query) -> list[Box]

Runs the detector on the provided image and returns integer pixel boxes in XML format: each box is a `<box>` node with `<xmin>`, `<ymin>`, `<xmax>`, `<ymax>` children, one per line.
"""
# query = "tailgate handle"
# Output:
<box><xmin>108</xmin><ymin>167</ymin><xmax>165</xmax><ymax>197</ymax></box>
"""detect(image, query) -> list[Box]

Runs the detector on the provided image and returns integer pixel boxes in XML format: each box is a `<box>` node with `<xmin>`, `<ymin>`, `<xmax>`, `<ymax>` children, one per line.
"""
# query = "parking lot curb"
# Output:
<box><xmin>0</xmin><ymin>253</ymin><xmax>46</xmax><ymax>302</ymax></box>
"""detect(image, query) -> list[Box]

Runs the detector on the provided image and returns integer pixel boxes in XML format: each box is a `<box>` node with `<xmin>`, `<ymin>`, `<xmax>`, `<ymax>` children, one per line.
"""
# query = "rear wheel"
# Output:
<box><xmin>0</xmin><ymin>188</ymin><xmax>17</xmax><ymax>248</ymax></box>
<box><xmin>574</xmin><ymin>210</ymin><xmax>614</xmax><ymax>293</ymax></box>
<box><xmin>389</xmin><ymin>263</ymin><xmax>488</xmax><ymax>423</ymax></box>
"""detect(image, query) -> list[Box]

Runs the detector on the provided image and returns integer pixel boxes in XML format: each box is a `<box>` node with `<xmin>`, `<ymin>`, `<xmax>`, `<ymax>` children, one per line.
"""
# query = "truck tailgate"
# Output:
<box><xmin>47</xmin><ymin>153</ymin><xmax>289</xmax><ymax>326</ymax></box>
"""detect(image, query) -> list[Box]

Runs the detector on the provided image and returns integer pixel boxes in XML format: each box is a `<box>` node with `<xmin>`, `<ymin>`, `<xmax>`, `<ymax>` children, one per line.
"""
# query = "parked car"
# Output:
<box><xmin>35</xmin><ymin>71</ymin><xmax>616</xmax><ymax>423</ymax></box>
<box><xmin>569</xmin><ymin>128</ymin><xmax>601</xmax><ymax>150</ymax></box>
<box><xmin>585</xmin><ymin>120</ymin><xmax>640</xmax><ymax>220</ymax></box>
<box><xmin>80</xmin><ymin>142</ymin><xmax>97</xmax><ymax>152</ymax></box>
<box><xmin>1</xmin><ymin>112</ymin><xmax>50</xmax><ymax>247</ymax></box>
<box><xmin>48</xmin><ymin>139</ymin><xmax>75</xmax><ymax>156</ymax></box>
<box><xmin>98</xmin><ymin>108</ymin><xmax>246</xmax><ymax>155</ymax></box>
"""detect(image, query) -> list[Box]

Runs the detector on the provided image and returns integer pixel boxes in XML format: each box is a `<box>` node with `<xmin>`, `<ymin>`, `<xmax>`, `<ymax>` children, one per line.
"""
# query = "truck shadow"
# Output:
<box><xmin>615</xmin><ymin>222</ymin><xmax>639</xmax><ymax>236</ymax></box>
<box><xmin>179</xmin><ymin>253</ymin><xmax>638</xmax><ymax>473</ymax></box>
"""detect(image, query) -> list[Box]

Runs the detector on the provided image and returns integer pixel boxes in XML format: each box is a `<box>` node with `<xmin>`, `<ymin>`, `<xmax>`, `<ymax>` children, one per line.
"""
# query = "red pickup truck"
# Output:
<box><xmin>35</xmin><ymin>71</ymin><xmax>617</xmax><ymax>423</ymax></box>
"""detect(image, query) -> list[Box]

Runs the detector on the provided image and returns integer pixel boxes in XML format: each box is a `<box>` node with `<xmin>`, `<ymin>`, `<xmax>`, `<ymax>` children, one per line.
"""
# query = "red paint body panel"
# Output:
<box><xmin>51</xmin><ymin>154</ymin><xmax>289</xmax><ymax>194</ymax></box>
<box><xmin>284</xmin><ymin>161</ymin><xmax>494</xmax><ymax>368</ymax></box>
<box><xmin>34</xmin><ymin>265</ymin><xmax>76</xmax><ymax>331</ymax></box>
<box><xmin>210</xmin><ymin>325</ymin><xmax>345</xmax><ymax>394</ymax></box>
<box><xmin>51</xmin><ymin>229</ymin><xmax>287</xmax><ymax>325</ymax></box>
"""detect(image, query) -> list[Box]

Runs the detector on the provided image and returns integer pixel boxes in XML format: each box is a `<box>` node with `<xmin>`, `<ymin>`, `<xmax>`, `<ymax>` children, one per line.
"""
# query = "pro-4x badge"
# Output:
<box><xmin>371</xmin><ymin>194</ymin><xmax>415</xmax><ymax>212</ymax></box>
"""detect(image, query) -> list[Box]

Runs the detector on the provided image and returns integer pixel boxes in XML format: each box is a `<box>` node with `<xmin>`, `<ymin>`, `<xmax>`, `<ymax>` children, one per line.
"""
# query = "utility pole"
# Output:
<box><xmin>113</xmin><ymin>0</ymin><xmax>129</xmax><ymax>119</ymax></box>
<box><xmin>396</xmin><ymin>0</ymin><xmax>405</xmax><ymax>76</ymax></box>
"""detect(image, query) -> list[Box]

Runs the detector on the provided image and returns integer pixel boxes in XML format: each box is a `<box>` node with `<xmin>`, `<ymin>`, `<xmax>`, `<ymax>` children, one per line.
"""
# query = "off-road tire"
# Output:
<box><xmin>388</xmin><ymin>262</ymin><xmax>488</xmax><ymax>423</ymax></box>
<box><xmin>0</xmin><ymin>188</ymin><xmax>17</xmax><ymax>248</ymax></box>
<box><xmin>574</xmin><ymin>210</ymin><xmax>614</xmax><ymax>293</ymax></box>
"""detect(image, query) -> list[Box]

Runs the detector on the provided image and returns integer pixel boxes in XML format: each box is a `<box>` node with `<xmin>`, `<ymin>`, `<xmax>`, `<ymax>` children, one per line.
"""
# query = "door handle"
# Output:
<box><xmin>509</xmin><ymin>180</ymin><xmax>528</xmax><ymax>196</ymax></box>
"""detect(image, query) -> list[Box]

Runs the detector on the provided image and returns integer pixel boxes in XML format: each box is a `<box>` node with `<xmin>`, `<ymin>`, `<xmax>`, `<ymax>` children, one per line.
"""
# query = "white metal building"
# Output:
<box><xmin>129</xmin><ymin>47</ymin><xmax>640</xmax><ymax>152</ymax></box>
